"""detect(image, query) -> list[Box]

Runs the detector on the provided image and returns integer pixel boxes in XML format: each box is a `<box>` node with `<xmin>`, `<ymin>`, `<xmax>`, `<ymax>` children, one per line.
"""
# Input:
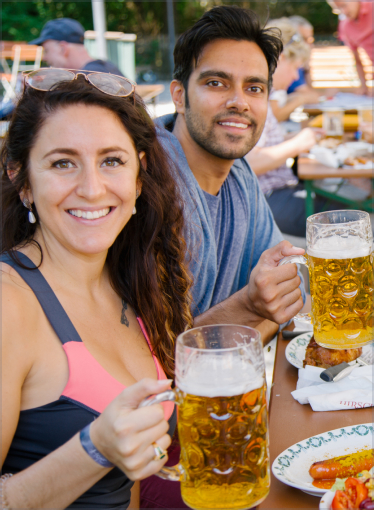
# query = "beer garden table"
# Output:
<box><xmin>258</xmin><ymin>331</ymin><xmax>373</xmax><ymax>509</ymax></box>
<box><xmin>298</xmin><ymin>157</ymin><xmax>374</xmax><ymax>218</ymax></box>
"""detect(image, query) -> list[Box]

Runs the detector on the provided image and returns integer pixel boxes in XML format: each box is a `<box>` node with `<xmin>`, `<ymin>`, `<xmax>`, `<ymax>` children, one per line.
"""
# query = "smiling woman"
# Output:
<box><xmin>0</xmin><ymin>72</ymin><xmax>193</xmax><ymax>509</ymax></box>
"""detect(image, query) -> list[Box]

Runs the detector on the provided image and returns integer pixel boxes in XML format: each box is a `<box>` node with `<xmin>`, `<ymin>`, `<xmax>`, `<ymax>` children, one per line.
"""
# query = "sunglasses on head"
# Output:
<box><xmin>23</xmin><ymin>68</ymin><xmax>136</xmax><ymax>99</ymax></box>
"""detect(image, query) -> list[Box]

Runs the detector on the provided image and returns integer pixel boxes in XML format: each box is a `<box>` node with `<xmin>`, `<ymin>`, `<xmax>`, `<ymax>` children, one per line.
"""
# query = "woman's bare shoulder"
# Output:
<box><xmin>1</xmin><ymin>262</ymin><xmax>41</xmax><ymax>354</ymax></box>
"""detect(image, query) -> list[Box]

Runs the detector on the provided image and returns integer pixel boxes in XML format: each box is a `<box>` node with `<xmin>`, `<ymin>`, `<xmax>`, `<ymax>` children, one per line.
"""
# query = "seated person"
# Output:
<box><xmin>30</xmin><ymin>18</ymin><xmax>124</xmax><ymax>76</ymax></box>
<box><xmin>1</xmin><ymin>69</ymin><xmax>193</xmax><ymax>508</ymax></box>
<box><xmin>328</xmin><ymin>1</ymin><xmax>373</xmax><ymax>96</ymax></box>
<box><xmin>267</xmin><ymin>18</ymin><xmax>319</xmax><ymax>122</ymax></box>
<box><xmin>246</xmin><ymin>25</ymin><xmax>344</xmax><ymax>238</ymax></box>
<box><xmin>288</xmin><ymin>15</ymin><xmax>315</xmax><ymax>93</ymax></box>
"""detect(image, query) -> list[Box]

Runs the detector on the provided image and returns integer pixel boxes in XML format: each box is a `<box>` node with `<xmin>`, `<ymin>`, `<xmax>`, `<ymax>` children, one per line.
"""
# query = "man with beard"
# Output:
<box><xmin>139</xmin><ymin>7</ymin><xmax>307</xmax><ymax>509</ymax></box>
<box><xmin>157</xmin><ymin>6</ymin><xmax>306</xmax><ymax>332</ymax></box>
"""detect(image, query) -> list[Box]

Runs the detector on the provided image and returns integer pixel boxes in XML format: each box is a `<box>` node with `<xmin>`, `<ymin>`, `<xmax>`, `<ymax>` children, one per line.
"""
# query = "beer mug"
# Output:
<box><xmin>280</xmin><ymin>210</ymin><xmax>373</xmax><ymax>349</ymax></box>
<box><xmin>322</xmin><ymin>108</ymin><xmax>344</xmax><ymax>140</ymax></box>
<box><xmin>140</xmin><ymin>325</ymin><xmax>270</xmax><ymax>510</ymax></box>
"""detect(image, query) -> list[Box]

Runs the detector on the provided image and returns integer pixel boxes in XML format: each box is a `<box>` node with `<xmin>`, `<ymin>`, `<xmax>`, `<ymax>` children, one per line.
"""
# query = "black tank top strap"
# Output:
<box><xmin>0</xmin><ymin>252</ymin><xmax>82</xmax><ymax>345</ymax></box>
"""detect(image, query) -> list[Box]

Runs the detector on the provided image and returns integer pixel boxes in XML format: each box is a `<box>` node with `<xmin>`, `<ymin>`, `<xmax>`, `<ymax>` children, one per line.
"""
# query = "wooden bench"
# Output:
<box><xmin>309</xmin><ymin>45</ymin><xmax>372</xmax><ymax>90</ymax></box>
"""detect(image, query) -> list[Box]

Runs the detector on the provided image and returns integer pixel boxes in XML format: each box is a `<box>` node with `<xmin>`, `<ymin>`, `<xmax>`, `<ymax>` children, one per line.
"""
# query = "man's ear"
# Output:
<box><xmin>170</xmin><ymin>80</ymin><xmax>186</xmax><ymax>114</ymax></box>
<box><xmin>60</xmin><ymin>41</ymin><xmax>70</xmax><ymax>58</ymax></box>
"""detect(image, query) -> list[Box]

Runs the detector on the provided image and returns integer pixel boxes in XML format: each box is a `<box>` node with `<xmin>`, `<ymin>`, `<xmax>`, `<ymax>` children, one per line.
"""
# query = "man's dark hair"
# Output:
<box><xmin>174</xmin><ymin>5</ymin><xmax>283</xmax><ymax>94</ymax></box>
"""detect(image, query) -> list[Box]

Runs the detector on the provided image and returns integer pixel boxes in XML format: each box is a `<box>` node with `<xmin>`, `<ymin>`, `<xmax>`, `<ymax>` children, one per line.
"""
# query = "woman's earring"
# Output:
<box><xmin>132</xmin><ymin>190</ymin><xmax>140</xmax><ymax>215</ymax></box>
<box><xmin>23</xmin><ymin>198</ymin><xmax>37</xmax><ymax>224</ymax></box>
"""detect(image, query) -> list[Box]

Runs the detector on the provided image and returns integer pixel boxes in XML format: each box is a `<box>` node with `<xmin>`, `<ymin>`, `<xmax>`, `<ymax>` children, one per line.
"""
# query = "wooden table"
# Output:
<box><xmin>298</xmin><ymin>157</ymin><xmax>374</xmax><ymax>217</ymax></box>
<box><xmin>258</xmin><ymin>334</ymin><xmax>373</xmax><ymax>509</ymax></box>
<box><xmin>135</xmin><ymin>84</ymin><xmax>165</xmax><ymax>104</ymax></box>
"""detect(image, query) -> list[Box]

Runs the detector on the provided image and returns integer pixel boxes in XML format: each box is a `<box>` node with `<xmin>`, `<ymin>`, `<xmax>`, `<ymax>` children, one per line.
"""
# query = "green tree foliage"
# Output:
<box><xmin>1</xmin><ymin>0</ymin><xmax>338</xmax><ymax>42</ymax></box>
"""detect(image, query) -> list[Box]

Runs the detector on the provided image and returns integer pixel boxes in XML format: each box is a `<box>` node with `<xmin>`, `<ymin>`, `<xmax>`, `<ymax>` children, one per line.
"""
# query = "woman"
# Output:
<box><xmin>1</xmin><ymin>69</ymin><xmax>192</xmax><ymax>509</ymax></box>
<box><xmin>245</xmin><ymin>20</ymin><xmax>343</xmax><ymax>237</ymax></box>
<box><xmin>267</xmin><ymin>17</ymin><xmax>319</xmax><ymax>122</ymax></box>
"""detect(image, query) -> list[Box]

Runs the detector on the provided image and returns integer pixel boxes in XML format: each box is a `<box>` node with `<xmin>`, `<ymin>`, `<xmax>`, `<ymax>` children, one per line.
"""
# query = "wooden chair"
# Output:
<box><xmin>1</xmin><ymin>44</ymin><xmax>43</xmax><ymax>100</ymax></box>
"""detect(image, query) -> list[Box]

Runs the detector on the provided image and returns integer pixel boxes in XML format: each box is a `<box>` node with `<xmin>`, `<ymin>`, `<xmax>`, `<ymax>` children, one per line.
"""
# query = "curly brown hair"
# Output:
<box><xmin>1</xmin><ymin>77</ymin><xmax>193</xmax><ymax>378</ymax></box>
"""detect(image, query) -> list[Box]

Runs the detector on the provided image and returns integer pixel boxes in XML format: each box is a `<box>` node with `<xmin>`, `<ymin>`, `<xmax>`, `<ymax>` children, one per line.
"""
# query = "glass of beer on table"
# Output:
<box><xmin>140</xmin><ymin>324</ymin><xmax>270</xmax><ymax>510</ymax></box>
<box><xmin>280</xmin><ymin>210</ymin><xmax>373</xmax><ymax>349</ymax></box>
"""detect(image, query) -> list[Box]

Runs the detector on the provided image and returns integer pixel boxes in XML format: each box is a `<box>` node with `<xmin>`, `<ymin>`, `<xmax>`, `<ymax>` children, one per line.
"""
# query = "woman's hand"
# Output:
<box><xmin>90</xmin><ymin>378</ymin><xmax>172</xmax><ymax>480</ymax></box>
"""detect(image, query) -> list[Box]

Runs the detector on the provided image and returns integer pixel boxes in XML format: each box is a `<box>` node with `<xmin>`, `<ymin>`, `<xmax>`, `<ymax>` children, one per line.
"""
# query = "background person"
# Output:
<box><xmin>288</xmin><ymin>15</ymin><xmax>315</xmax><ymax>93</ymax></box>
<box><xmin>30</xmin><ymin>18</ymin><xmax>124</xmax><ymax>76</ymax></box>
<box><xmin>267</xmin><ymin>18</ymin><xmax>320</xmax><ymax>122</ymax></box>
<box><xmin>246</xmin><ymin>19</ymin><xmax>344</xmax><ymax>237</ymax></box>
<box><xmin>328</xmin><ymin>1</ymin><xmax>373</xmax><ymax>96</ymax></box>
<box><xmin>1</xmin><ymin>71</ymin><xmax>192</xmax><ymax>509</ymax></box>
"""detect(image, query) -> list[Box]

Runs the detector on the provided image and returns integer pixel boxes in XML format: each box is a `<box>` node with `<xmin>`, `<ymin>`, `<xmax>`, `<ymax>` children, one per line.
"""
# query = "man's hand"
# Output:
<box><xmin>247</xmin><ymin>241</ymin><xmax>305</xmax><ymax>324</ymax></box>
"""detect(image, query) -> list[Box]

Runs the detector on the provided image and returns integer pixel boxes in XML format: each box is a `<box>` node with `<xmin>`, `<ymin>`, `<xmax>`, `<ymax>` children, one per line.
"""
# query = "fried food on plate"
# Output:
<box><xmin>303</xmin><ymin>336</ymin><xmax>362</xmax><ymax>368</ymax></box>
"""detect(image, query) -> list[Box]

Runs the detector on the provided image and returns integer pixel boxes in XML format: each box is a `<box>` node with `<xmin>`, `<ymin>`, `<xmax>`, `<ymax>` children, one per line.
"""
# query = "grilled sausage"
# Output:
<box><xmin>309</xmin><ymin>450</ymin><xmax>374</xmax><ymax>480</ymax></box>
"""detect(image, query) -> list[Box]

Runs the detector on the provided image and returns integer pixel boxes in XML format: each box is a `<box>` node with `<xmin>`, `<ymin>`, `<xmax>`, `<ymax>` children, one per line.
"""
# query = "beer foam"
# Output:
<box><xmin>307</xmin><ymin>235</ymin><xmax>371</xmax><ymax>259</ymax></box>
<box><xmin>176</xmin><ymin>354</ymin><xmax>264</xmax><ymax>397</ymax></box>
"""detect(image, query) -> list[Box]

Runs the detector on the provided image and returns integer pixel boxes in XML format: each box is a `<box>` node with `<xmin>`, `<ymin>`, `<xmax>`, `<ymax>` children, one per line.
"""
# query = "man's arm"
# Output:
<box><xmin>352</xmin><ymin>48</ymin><xmax>368</xmax><ymax>95</ymax></box>
<box><xmin>194</xmin><ymin>241</ymin><xmax>305</xmax><ymax>344</ymax></box>
<box><xmin>193</xmin><ymin>286</ymin><xmax>279</xmax><ymax>345</ymax></box>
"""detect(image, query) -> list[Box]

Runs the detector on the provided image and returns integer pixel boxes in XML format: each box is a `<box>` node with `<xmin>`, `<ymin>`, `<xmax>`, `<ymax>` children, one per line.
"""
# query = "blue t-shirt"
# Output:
<box><xmin>287</xmin><ymin>67</ymin><xmax>306</xmax><ymax>94</ymax></box>
<box><xmin>155</xmin><ymin>114</ymin><xmax>306</xmax><ymax>317</ymax></box>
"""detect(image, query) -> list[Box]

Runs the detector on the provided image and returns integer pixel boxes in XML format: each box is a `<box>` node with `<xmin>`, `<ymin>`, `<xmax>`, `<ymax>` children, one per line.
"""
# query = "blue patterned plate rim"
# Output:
<box><xmin>271</xmin><ymin>423</ymin><xmax>374</xmax><ymax>496</ymax></box>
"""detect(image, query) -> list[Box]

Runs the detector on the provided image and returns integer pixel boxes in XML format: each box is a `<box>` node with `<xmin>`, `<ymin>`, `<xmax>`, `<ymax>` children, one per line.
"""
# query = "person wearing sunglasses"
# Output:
<box><xmin>265</xmin><ymin>18</ymin><xmax>320</xmax><ymax>122</ymax></box>
<box><xmin>287</xmin><ymin>16</ymin><xmax>315</xmax><ymax>95</ymax></box>
<box><xmin>0</xmin><ymin>69</ymin><xmax>193</xmax><ymax>509</ymax></box>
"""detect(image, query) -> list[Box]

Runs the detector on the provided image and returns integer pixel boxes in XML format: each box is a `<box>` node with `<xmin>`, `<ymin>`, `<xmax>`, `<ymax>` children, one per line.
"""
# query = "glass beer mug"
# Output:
<box><xmin>280</xmin><ymin>210</ymin><xmax>373</xmax><ymax>349</ymax></box>
<box><xmin>140</xmin><ymin>325</ymin><xmax>270</xmax><ymax>510</ymax></box>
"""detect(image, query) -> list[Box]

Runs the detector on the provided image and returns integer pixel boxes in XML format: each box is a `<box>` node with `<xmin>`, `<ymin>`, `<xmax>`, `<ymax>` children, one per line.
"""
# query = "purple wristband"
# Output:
<box><xmin>80</xmin><ymin>423</ymin><xmax>114</xmax><ymax>468</ymax></box>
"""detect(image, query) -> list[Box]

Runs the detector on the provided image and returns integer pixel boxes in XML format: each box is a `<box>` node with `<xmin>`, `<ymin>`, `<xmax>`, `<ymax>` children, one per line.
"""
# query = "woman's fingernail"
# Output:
<box><xmin>157</xmin><ymin>379</ymin><xmax>173</xmax><ymax>385</ymax></box>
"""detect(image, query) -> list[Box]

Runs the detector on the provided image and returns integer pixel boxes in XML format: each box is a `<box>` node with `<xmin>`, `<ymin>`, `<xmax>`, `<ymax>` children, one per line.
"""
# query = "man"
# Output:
<box><xmin>30</xmin><ymin>18</ymin><xmax>123</xmax><ymax>76</ymax></box>
<box><xmin>329</xmin><ymin>1</ymin><xmax>373</xmax><ymax>95</ymax></box>
<box><xmin>140</xmin><ymin>9</ymin><xmax>307</xmax><ymax>507</ymax></box>
<box><xmin>158</xmin><ymin>6</ymin><xmax>306</xmax><ymax>333</ymax></box>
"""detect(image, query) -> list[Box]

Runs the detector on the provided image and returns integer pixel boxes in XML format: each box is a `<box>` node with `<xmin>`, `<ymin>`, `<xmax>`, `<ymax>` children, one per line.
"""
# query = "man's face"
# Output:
<box><xmin>42</xmin><ymin>40</ymin><xmax>66</xmax><ymax>67</ymax></box>
<box><xmin>182</xmin><ymin>39</ymin><xmax>270</xmax><ymax>161</ymax></box>
<box><xmin>334</xmin><ymin>1</ymin><xmax>360</xmax><ymax>20</ymax></box>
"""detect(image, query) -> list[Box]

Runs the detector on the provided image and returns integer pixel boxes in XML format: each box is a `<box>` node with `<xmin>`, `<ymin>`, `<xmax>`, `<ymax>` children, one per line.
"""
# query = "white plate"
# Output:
<box><xmin>285</xmin><ymin>333</ymin><xmax>374</xmax><ymax>369</ymax></box>
<box><xmin>272</xmin><ymin>423</ymin><xmax>374</xmax><ymax>497</ymax></box>
<box><xmin>320</xmin><ymin>490</ymin><xmax>335</xmax><ymax>509</ymax></box>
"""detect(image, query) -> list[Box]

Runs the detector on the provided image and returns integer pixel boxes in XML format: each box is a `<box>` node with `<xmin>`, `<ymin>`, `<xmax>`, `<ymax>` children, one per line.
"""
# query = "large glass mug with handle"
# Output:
<box><xmin>140</xmin><ymin>325</ymin><xmax>270</xmax><ymax>510</ymax></box>
<box><xmin>280</xmin><ymin>210</ymin><xmax>373</xmax><ymax>349</ymax></box>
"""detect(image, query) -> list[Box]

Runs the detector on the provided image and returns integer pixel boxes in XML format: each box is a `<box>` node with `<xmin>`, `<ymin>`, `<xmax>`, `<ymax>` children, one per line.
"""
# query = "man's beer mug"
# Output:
<box><xmin>140</xmin><ymin>325</ymin><xmax>270</xmax><ymax>510</ymax></box>
<box><xmin>280</xmin><ymin>210</ymin><xmax>373</xmax><ymax>349</ymax></box>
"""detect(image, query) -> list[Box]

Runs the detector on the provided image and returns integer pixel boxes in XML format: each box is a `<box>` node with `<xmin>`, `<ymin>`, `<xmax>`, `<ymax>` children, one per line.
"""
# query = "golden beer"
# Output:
<box><xmin>176</xmin><ymin>383</ymin><xmax>270</xmax><ymax>510</ymax></box>
<box><xmin>141</xmin><ymin>325</ymin><xmax>269</xmax><ymax>509</ymax></box>
<box><xmin>308</xmin><ymin>250</ymin><xmax>374</xmax><ymax>349</ymax></box>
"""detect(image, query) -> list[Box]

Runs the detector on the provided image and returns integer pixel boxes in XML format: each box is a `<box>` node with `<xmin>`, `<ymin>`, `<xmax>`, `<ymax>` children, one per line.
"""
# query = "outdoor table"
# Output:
<box><xmin>298</xmin><ymin>156</ymin><xmax>374</xmax><ymax>218</ymax></box>
<box><xmin>135</xmin><ymin>84</ymin><xmax>165</xmax><ymax>104</ymax></box>
<box><xmin>258</xmin><ymin>332</ymin><xmax>373</xmax><ymax>509</ymax></box>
